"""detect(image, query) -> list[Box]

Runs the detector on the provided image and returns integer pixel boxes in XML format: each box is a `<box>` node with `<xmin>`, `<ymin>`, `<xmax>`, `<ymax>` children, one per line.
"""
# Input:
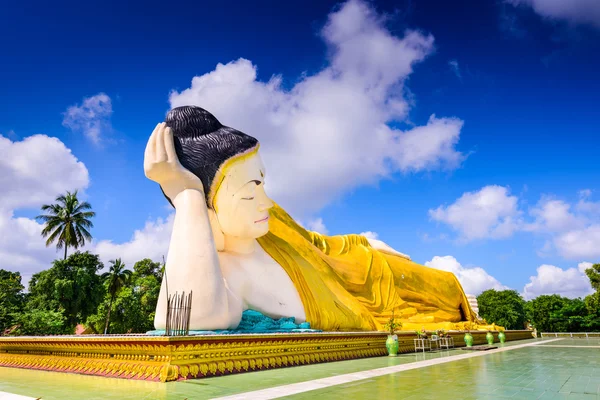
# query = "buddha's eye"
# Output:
<box><xmin>241</xmin><ymin>196</ymin><xmax>255</xmax><ymax>200</ymax></box>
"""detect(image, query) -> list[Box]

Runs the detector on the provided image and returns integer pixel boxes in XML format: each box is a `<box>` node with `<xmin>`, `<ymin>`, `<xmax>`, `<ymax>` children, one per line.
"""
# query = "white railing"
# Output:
<box><xmin>540</xmin><ymin>332</ymin><xmax>600</xmax><ymax>338</ymax></box>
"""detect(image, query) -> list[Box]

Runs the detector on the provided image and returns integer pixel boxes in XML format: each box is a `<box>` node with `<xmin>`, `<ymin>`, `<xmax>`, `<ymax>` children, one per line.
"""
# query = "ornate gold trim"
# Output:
<box><xmin>0</xmin><ymin>330</ymin><xmax>533</xmax><ymax>382</ymax></box>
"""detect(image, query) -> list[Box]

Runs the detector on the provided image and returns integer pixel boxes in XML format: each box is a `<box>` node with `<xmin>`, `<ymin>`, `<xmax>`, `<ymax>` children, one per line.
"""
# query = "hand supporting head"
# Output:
<box><xmin>161</xmin><ymin>106</ymin><xmax>273</xmax><ymax>244</ymax></box>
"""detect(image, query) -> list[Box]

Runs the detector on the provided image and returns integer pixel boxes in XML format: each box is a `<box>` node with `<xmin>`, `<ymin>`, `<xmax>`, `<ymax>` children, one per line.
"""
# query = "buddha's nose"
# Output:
<box><xmin>259</xmin><ymin>199</ymin><xmax>273</xmax><ymax>212</ymax></box>
<box><xmin>258</xmin><ymin>190</ymin><xmax>274</xmax><ymax>212</ymax></box>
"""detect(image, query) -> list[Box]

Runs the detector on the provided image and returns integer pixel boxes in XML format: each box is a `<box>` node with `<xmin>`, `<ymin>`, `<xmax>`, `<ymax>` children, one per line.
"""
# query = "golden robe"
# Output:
<box><xmin>257</xmin><ymin>204</ymin><xmax>485</xmax><ymax>332</ymax></box>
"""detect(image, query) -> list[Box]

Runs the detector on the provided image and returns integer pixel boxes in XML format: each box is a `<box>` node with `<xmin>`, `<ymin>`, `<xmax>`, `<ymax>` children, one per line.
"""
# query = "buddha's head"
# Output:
<box><xmin>163</xmin><ymin>106</ymin><xmax>273</xmax><ymax>246</ymax></box>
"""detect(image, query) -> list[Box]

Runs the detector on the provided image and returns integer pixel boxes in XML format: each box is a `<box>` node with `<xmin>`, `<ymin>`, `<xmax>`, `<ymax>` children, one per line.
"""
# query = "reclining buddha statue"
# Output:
<box><xmin>144</xmin><ymin>105</ymin><xmax>488</xmax><ymax>332</ymax></box>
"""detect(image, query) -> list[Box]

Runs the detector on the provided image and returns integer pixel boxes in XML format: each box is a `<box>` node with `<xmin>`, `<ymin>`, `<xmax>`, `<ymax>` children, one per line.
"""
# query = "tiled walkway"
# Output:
<box><xmin>281</xmin><ymin>339</ymin><xmax>600</xmax><ymax>400</ymax></box>
<box><xmin>1</xmin><ymin>338</ymin><xmax>599</xmax><ymax>399</ymax></box>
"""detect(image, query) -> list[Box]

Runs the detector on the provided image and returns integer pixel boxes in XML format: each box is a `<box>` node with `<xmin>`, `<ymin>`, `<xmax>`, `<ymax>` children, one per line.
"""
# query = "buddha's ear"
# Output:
<box><xmin>208</xmin><ymin>208</ymin><xmax>225</xmax><ymax>251</ymax></box>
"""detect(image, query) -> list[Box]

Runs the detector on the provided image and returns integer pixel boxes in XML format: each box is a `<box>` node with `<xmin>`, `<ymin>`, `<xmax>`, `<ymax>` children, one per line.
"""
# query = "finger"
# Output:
<box><xmin>145</xmin><ymin>123</ymin><xmax>161</xmax><ymax>161</ymax></box>
<box><xmin>155</xmin><ymin>123</ymin><xmax>168</xmax><ymax>162</ymax></box>
<box><xmin>164</xmin><ymin>126</ymin><xmax>177</xmax><ymax>163</ymax></box>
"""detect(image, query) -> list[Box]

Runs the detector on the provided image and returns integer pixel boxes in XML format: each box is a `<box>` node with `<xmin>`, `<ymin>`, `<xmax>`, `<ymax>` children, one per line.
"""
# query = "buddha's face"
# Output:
<box><xmin>212</xmin><ymin>152</ymin><xmax>273</xmax><ymax>239</ymax></box>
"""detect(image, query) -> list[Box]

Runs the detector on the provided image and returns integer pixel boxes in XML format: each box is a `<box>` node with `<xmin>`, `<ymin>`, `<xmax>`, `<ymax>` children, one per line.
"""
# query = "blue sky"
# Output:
<box><xmin>1</xmin><ymin>0</ymin><xmax>599</xmax><ymax>298</ymax></box>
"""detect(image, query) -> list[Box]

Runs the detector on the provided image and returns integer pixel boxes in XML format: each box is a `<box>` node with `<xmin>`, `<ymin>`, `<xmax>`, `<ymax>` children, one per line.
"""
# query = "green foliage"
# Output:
<box><xmin>477</xmin><ymin>289</ymin><xmax>527</xmax><ymax>330</ymax></box>
<box><xmin>585</xmin><ymin>291</ymin><xmax>600</xmax><ymax>314</ymax></box>
<box><xmin>0</xmin><ymin>270</ymin><xmax>25</xmax><ymax>332</ymax></box>
<box><xmin>27</xmin><ymin>251</ymin><xmax>105</xmax><ymax>331</ymax></box>
<box><xmin>86</xmin><ymin>258</ymin><xmax>162</xmax><ymax>334</ymax></box>
<box><xmin>583</xmin><ymin>292</ymin><xmax>600</xmax><ymax>330</ymax></box>
<box><xmin>585</xmin><ymin>263</ymin><xmax>600</xmax><ymax>292</ymax></box>
<box><xmin>36</xmin><ymin>190</ymin><xmax>95</xmax><ymax>259</ymax></box>
<box><xmin>479</xmin><ymin>264</ymin><xmax>600</xmax><ymax>333</ymax></box>
<box><xmin>549</xmin><ymin>298</ymin><xmax>587</xmax><ymax>332</ymax></box>
<box><xmin>527</xmin><ymin>294</ymin><xmax>600</xmax><ymax>332</ymax></box>
<box><xmin>415</xmin><ymin>329</ymin><xmax>428</xmax><ymax>338</ymax></box>
<box><xmin>528</xmin><ymin>294</ymin><xmax>566</xmax><ymax>332</ymax></box>
<box><xmin>383</xmin><ymin>312</ymin><xmax>402</xmax><ymax>335</ymax></box>
<box><xmin>11</xmin><ymin>308</ymin><xmax>65</xmax><ymax>336</ymax></box>
<box><xmin>101</xmin><ymin>258</ymin><xmax>133</xmax><ymax>334</ymax></box>
<box><xmin>6</xmin><ymin>188</ymin><xmax>167</xmax><ymax>336</ymax></box>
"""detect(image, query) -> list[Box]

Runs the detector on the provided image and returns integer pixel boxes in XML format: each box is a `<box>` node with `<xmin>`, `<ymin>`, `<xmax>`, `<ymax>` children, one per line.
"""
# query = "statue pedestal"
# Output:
<box><xmin>0</xmin><ymin>330</ymin><xmax>533</xmax><ymax>382</ymax></box>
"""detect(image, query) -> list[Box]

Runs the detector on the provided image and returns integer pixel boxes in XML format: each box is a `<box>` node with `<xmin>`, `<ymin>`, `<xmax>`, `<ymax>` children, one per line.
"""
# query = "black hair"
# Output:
<box><xmin>161</xmin><ymin>106</ymin><xmax>259</xmax><ymax>208</ymax></box>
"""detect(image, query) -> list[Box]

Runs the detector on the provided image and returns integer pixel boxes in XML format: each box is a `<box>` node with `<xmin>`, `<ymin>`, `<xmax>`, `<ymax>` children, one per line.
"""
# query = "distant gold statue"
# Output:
<box><xmin>144</xmin><ymin>106</ymin><xmax>486</xmax><ymax>332</ymax></box>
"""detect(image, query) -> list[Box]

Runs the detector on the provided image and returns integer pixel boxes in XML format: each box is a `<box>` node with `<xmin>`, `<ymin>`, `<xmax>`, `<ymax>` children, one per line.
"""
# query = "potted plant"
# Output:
<box><xmin>415</xmin><ymin>329</ymin><xmax>428</xmax><ymax>339</ymax></box>
<box><xmin>498</xmin><ymin>327</ymin><xmax>506</xmax><ymax>344</ymax></box>
<box><xmin>486</xmin><ymin>330</ymin><xmax>494</xmax><ymax>345</ymax></box>
<box><xmin>384</xmin><ymin>313</ymin><xmax>402</xmax><ymax>357</ymax></box>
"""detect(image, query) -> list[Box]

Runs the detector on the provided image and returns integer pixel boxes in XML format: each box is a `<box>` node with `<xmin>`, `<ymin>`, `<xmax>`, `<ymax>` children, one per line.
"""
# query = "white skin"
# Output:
<box><xmin>145</xmin><ymin>123</ymin><xmax>409</xmax><ymax>330</ymax></box>
<box><xmin>145</xmin><ymin>123</ymin><xmax>304</xmax><ymax>330</ymax></box>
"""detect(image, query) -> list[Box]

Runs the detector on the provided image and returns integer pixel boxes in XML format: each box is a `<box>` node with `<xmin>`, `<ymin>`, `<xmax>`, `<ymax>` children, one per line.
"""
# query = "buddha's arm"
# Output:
<box><xmin>366</xmin><ymin>238</ymin><xmax>411</xmax><ymax>260</ymax></box>
<box><xmin>145</xmin><ymin>123</ymin><xmax>242</xmax><ymax>330</ymax></box>
<box><xmin>306</xmin><ymin>229</ymin><xmax>410</xmax><ymax>260</ymax></box>
<box><xmin>155</xmin><ymin>189</ymin><xmax>243</xmax><ymax>330</ymax></box>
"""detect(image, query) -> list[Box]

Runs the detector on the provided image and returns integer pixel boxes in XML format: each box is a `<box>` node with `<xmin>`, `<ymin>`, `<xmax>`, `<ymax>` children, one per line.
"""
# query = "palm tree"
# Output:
<box><xmin>36</xmin><ymin>190</ymin><xmax>95</xmax><ymax>260</ymax></box>
<box><xmin>102</xmin><ymin>259</ymin><xmax>133</xmax><ymax>334</ymax></box>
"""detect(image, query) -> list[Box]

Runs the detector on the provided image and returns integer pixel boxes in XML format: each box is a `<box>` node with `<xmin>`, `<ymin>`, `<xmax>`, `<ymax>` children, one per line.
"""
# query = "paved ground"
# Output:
<box><xmin>1</xmin><ymin>338</ymin><xmax>599</xmax><ymax>399</ymax></box>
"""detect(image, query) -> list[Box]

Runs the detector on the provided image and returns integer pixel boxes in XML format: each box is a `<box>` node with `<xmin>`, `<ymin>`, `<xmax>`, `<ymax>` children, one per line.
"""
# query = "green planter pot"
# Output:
<box><xmin>486</xmin><ymin>332</ymin><xmax>494</xmax><ymax>345</ymax></box>
<box><xmin>386</xmin><ymin>334</ymin><xmax>399</xmax><ymax>356</ymax></box>
<box><xmin>464</xmin><ymin>333</ymin><xmax>474</xmax><ymax>347</ymax></box>
<box><xmin>498</xmin><ymin>331</ymin><xmax>506</xmax><ymax>344</ymax></box>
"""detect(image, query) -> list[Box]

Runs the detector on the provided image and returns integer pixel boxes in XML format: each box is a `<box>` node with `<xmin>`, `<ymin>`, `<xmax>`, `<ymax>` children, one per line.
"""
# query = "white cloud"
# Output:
<box><xmin>0</xmin><ymin>133</ymin><xmax>90</xmax><ymax>284</ymax></box>
<box><xmin>359</xmin><ymin>231</ymin><xmax>379</xmax><ymax>240</ymax></box>
<box><xmin>448</xmin><ymin>59</ymin><xmax>462</xmax><ymax>80</ymax></box>
<box><xmin>578</xmin><ymin>261</ymin><xmax>593</xmax><ymax>273</ymax></box>
<box><xmin>92</xmin><ymin>214</ymin><xmax>174</xmax><ymax>269</ymax></box>
<box><xmin>545</xmin><ymin>191</ymin><xmax>600</xmax><ymax>260</ymax></box>
<box><xmin>429</xmin><ymin>187</ymin><xmax>600</xmax><ymax>258</ymax></box>
<box><xmin>579</xmin><ymin>189</ymin><xmax>592</xmax><ymax>199</ymax></box>
<box><xmin>425</xmin><ymin>255</ymin><xmax>507</xmax><ymax>295</ymax></box>
<box><xmin>525</xmin><ymin>198</ymin><xmax>586</xmax><ymax>233</ymax></box>
<box><xmin>302</xmin><ymin>217</ymin><xmax>329</xmax><ymax>235</ymax></box>
<box><xmin>554</xmin><ymin>225</ymin><xmax>600</xmax><ymax>259</ymax></box>
<box><xmin>394</xmin><ymin>115</ymin><xmax>464</xmax><ymax>172</ymax></box>
<box><xmin>523</xmin><ymin>262</ymin><xmax>595</xmax><ymax>300</ymax></box>
<box><xmin>507</xmin><ymin>0</ymin><xmax>600</xmax><ymax>28</ymax></box>
<box><xmin>4</xmin><ymin>130</ymin><xmax>17</xmax><ymax>139</ymax></box>
<box><xmin>168</xmin><ymin>0</ymin><xmax>465</xmax><ymax>215</ymax></box>
<box><xmin>428</xmin><ymin>185</ymin><xmax>521</xmax><ymax>241</ymax></box>
<box><xmin>576</xmin><ymin>189</ymin><xmax>600</xmax><ymax>215</ymax></box>
<box><xmin>62</xmin><ymin>93</ymin><xmax>113</xmax><ymax>145</ymax></box>
<box><xmin>0</xmin><ymin>135</ymin><xmax>89</xmax><ymax>210</ymax></box>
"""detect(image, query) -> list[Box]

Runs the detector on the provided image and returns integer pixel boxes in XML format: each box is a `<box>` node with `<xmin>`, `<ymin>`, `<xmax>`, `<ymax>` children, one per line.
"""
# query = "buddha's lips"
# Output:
<box><xmin>254</xmin><ymin>216</ymin><xmax>269</xmax><ymax>223</ymax></box>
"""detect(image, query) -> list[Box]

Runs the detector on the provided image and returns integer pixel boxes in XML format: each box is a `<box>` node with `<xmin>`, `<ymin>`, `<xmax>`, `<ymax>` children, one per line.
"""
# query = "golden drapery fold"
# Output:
<box><xmin>257</xmin><ymin>204</ymin><xmax>496</xmax><ymax>332</ymax></box>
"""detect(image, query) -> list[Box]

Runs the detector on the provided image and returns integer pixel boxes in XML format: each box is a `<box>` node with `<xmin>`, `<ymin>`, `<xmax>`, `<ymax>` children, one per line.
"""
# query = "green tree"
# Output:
<box><xmin>550</xmin><ymin>298</ymin><xmax>587</xmax><ymax>332</ymax></box>
<box><xmin>0</xmin><ymin>270</ymin><xmax>25</xmax><ymax>333</ymax></box>
<box><xmin>585</xmin><ymin>292</ymin><xmax>600</xmax><ymax>315</ymax></box>
<box><xmin>28</xmin><ymin>251</ymin><xmax>105</xmax><ymax>331</ymax></box>
<box><xmin>131</xmin><ymin>258</ymin><xmax>163</xmax><ymax>329</ymax></box>
<box><xmin>86</xmin><ymin>258</ymin><xmax>162</xmax><ymax>334</ymax></box>
<box><xmin>477</xmin><ymin>289</ymin><xmax>527</xmax><ymax>330</ymax></box>
<box><xmin>101</xmin><ymin>259</ymin><xmax>132</xmax><ymax>334</ymax></box>
<box><xmin>36</xmin><ymin>191</ymin><xmax>96</xmax><ymax>260</ymax></box>
<box><xmin>528</xmin><ymin>294</ymin><xmax>568</xmax><ymax>332</ymax></box>
<box><xmin>585</xmin><ymin>263</ymin><xmax>600</xmax><ymax>292</ymax></box>
<box><xmin>11</xmin><ymin>308</ymin><xmax>65</xmax><ymax>336</ymax></box>
<box><xmin>583</xmin><ymin>292</ymin><xmax>600</xmax><ymax>330</ymax></box>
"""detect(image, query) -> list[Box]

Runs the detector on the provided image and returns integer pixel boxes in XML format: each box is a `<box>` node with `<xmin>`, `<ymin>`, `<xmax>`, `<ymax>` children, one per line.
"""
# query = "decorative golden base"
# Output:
<box><xmin>0</xmin><ymin>330</ymin><xmax>533</xmax><ymax>382</ymax></box>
